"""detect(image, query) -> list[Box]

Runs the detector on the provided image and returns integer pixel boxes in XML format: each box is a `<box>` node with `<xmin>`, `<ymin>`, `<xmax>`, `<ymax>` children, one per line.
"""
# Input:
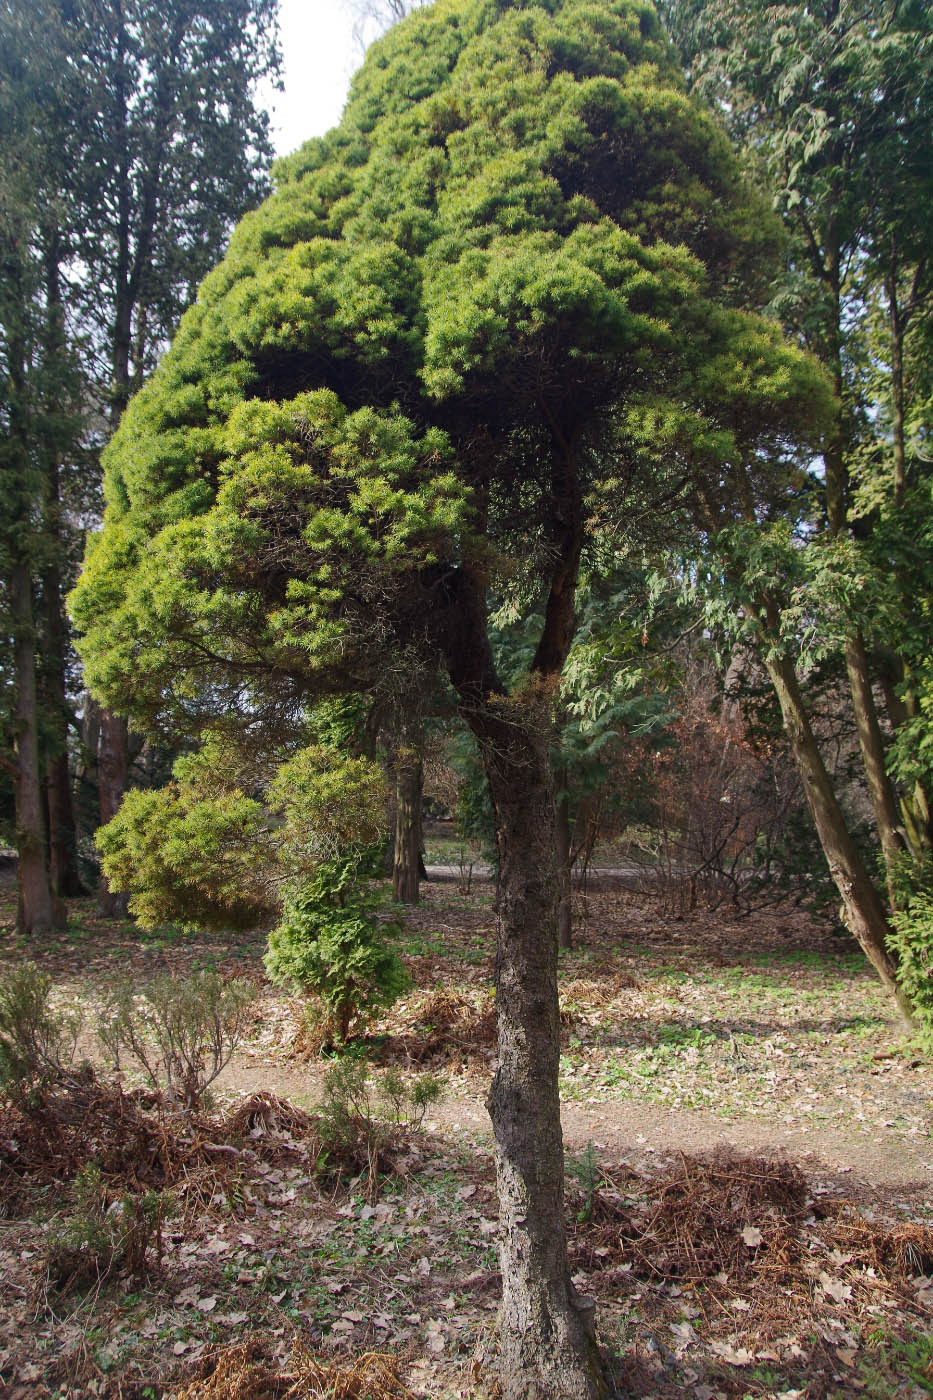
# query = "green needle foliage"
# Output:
<box><xmin>264</xmin><ymin>855</ymin><xmax>410</xmax><ymax>1044</ymax></box>
<box><xmin>72</xmin><ymin>0</ymin><xmax>829</xmax><ymax>739</ymax></box>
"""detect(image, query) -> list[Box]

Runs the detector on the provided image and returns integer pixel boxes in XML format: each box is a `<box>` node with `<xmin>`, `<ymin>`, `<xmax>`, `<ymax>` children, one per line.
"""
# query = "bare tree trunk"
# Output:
<box><xmin>46</xmin><ymin>753</ymin><xmax>84</xmax><ymax>898</ymax></box>
<box><xmin>844</xmin><ymin>632</ymin><xmax>906</xmax><ymax>898</ymax></box>
<box><xmin>435</xmin><ymin>425</ymin><xmax>606</xmax><ymax>1395</ymax></box>
<box><xmin>474</xmin><ymin>711</ymin><xmax>605</xmax><ymax>1400</ymax></box>
<box><xmin>393</xmin><ymin>744</ymin><xmax>422</xmax><ymax>904</ymax></box>
<box><xmin>556</xmin><ymin>770</ymin><xmax>572</xmax><ymax>951</ymax></box>
<box><xmin>10</xmin><ymin>561</ymin><xmax>59</xmax><ymax>933</ymax></box>
<box><xmin>42</xmin><ymin>511</ymin><xmax>84</xmax><ymax>899</ymax></box>
<box><xmin>98</xmin><ymin>710</ymin><xmax>129</xmax><ymax>916</ymax></box>
<box><xmin>764</xmin><ymin>649</ymin><xmax>913</xmax><ymax>1027</ymax></box>
<box><xmin>39</xmin><ymin>232</ymin><xmax>84</xmax><ymax>899</ymax></box>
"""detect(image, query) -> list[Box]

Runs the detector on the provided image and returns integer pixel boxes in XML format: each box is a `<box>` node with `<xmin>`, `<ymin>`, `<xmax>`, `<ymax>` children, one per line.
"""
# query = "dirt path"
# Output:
<box><xmin>219</xmin><ymin>1050</ymin><xmax>933</xmax><ymax>1195</ymax></box>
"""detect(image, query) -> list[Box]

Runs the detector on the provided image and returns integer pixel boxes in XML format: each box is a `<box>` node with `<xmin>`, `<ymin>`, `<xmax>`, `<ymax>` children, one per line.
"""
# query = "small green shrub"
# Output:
<box><xmin>0</xmin><ymin>962</ymin><xmax>85</xmax><ymax>1104</ymax></box>
<box><xmin>889</xmin><ymin>887</ymin><xmax>933</xmax><ymax>1052</ymax></box>
<box><xmin>566</xmin><ymin>1141</ymin><xmax>602</xmax><ymax>1223</ymax></box>
<box><xmin>264</xmin><ymin>856</ymin><xmax>409</xmax><ymax>1043</ymax></box>
<box><xmin>46</xmin><ymin>1163</ymin><xmax>167</xmax><ymax>1290</ymax></box>
<box><xmin>98</xmin><ymin>971</ymin><xmax>255</xmax><ymax>1109</ymax></box>
<box><xmin>314</xmin><ymin>1057</ymin><xmax>444</xmax><ymax>1194</ymax></box>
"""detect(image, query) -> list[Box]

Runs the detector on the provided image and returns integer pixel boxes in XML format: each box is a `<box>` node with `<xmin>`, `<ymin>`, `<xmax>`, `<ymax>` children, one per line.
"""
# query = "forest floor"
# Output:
<box><xmin>1</xmin><ymin>869</ymin><xmax>932</xmax><ymax>1400</ymax></box>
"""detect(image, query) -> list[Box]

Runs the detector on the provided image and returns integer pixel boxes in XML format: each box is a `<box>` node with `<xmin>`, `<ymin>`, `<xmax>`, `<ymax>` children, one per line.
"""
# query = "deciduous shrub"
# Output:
<box><xmin>98</xmin><ymin>971</ymin><xmax>256</xmax><ymax>1109</ymax></box>
<box><xmin>264</xmin><ymin>856</ymin><xmax>409</xmax><ymax>1044</ymax></box>
<box><xmin>314</xmin><ymin>1057</ymin><xmax>444</xmax><ymax>1193</ymax></box>
<box><xmin>0</xmin><ymin>962</ymin><xmax>85</xmax><ymax>1105</ymax></box>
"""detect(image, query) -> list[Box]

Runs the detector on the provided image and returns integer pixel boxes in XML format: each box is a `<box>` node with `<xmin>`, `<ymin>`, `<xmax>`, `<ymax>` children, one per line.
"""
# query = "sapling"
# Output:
<box><xmin>264</xmin><ymin>854</ymin><xmax>409</xmax><ymax>1044</ymax></box>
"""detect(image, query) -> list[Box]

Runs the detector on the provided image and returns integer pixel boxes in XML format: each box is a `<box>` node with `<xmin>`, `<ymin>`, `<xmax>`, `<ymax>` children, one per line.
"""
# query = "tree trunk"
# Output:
<box><xmin>98</xmin><ymin>710</ymin><xmax>130</xmax><ymax>916</ymax></box>
<box><xmin>556</xmin><ymin>770</ymin><xmax>572</xmax><ymax>951</ymax></box>
<box><xmin>47</xmin><ymin>752</ymin><xmax>84</xmax><ymax>898</ymax></box>
<box><xmin>473</xmin><ymin>709</ymin><xmax>606</xmax><ymax>1400</ymax></box>
<box><xmin>844</xmin><ymin>631</ymin><xmax>906</xmax><ymax>900</ymax></box>
<box><xmin>41</xmin><ymin>508</ymin><xmax>85</xmax><ymax>898</ymax></box>
<box><xmin>10</xmin><ymin>561</ymin><xmax>59</xmax><ymax>934</ymax></box>
<box><xmin>393</xmin><ymin>745</ymin><xmax>423</xmax><ymax>904</ymax></box>
<box><xmin>764</xmin><ymin>649</ymin><xmax>913</xmax><ymax>1027</ymax></box>
<box><xmin>39</xmin><ymin>230</ymin><xmax>85</xmax><ymax>899</ymax></box>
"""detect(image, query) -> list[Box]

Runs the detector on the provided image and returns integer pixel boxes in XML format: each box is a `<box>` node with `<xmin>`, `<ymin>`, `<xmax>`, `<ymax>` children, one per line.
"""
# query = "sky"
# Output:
<box><xmin>266</xmin><ymin>2</ymin><xmax>362</xmax><ymax>157</ymax></box>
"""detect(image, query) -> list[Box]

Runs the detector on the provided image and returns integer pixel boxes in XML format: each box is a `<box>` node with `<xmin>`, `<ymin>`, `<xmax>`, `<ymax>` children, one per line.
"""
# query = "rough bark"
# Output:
<box><xmin>393</xmin><ymin>745</ymin><xmax>423</xmax><ymax>905</ymax></box>
<box><xmin>764</xmin><ymin>648</ymin><xmax>914</xmax><ymax>1027</ymax></box>
<box><xmin>39</xmin><ymin>240</ymin><xmax>85</xmax><ymax>899</ymax></box>
<box><xmin>437</xmin><ymin>552</ymin><xmax>608</xmax><ymax>1399</ymax></box>
<box><xmin>10</xmin><ymin>560</ymin><xmax>59</xmax><ymax>933</ymax></box>
<box><xmin>844</xmin><ymin>632</ymin><xmax>906</xmax><ymax>899</ymax></box>
<box><xmin>474</xmin><ymin>711</ymin><xmax>605</xmax><ymax>1400</ymax></box>
<box><xmin>556</xmin><ymin>773</ymin><xmax>572</xmax><ymax>951</ymax></box>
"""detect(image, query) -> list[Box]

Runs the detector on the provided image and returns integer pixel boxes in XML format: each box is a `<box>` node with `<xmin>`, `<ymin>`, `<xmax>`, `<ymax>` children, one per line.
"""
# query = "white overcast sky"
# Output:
<box><xmin>266</xmin><ymin>1</ymin><xmax>362</xmax><ymax>157</ymax></box>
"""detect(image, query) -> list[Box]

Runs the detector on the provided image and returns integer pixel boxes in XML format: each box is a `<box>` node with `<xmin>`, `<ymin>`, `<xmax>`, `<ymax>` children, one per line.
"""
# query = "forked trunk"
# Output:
<box><xmin>474</xmin><ymin>714</ymin><xmax>607</xmax><ymax>1400</ymax></box>
<box><xmin>764</xmin><ymin>650</ymin><xmax>914</xmax><ymax>1028</ymax></box>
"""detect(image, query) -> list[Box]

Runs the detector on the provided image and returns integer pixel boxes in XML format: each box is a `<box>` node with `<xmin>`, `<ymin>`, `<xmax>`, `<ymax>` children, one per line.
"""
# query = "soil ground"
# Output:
<box><xmin>1</xmin><ymin>869</ymin><xmax>932</xmax><ymax>1399</ymax></box>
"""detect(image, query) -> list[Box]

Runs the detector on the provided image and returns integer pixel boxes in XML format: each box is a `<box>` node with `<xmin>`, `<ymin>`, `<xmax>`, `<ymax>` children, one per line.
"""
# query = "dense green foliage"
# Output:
<box><xmin>264</xmin><ymin>856</ymin><xmax>409</xmax><ymax>1042</ymax></box>
<box><xmin>96</xmin><ymin>738</ymin><xmax>388</xmax><ymax>930</ymax></box>
<box><xmin>658</xmin><ymin>0</ymin><xmax>932</xmax><ymax>1021</ymax></box>
<box><xmin>661</xmin><ymin>0</ymin><xmax>933</xmax><ymax>821</ymax></box>
<box><xmin>889</xmin><ymin>884</ymin><xmax>933</xmax><ymax>1053</ymax></box>
<box><xmin>72</xmin><ymin>0</ymin><xmax>829</xmax><ymax>741</ymax></box>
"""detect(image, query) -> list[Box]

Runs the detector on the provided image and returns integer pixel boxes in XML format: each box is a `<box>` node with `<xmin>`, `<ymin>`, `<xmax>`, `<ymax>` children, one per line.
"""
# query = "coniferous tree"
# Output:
<box><xmin>0</xmin><ymin>3</ymin><xmax>81</xmax><ymax>930</ymax></box>
<box><xmin>659</xmin><ymin>0</ymin><xmax>932</xmax><ymax>1004</ymax></box>
<box><xmin>72</xmin><ymin>2</ymin><xmax>829</xmax><ymax>1392</ymax></box>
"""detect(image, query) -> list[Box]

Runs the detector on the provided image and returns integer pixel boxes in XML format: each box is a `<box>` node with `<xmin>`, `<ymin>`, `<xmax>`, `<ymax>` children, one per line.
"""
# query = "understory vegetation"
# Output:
<box><xmin>2</xmin><ymin>869</ymin><xmax>931</xmax><ymax>1399</ymax></box>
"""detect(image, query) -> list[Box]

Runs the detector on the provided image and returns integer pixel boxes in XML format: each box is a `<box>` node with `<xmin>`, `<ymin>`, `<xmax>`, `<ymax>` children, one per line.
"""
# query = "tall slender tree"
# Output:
<box><xmin>0</xmin><ymin>2</ymin><xmax>81</xmax><ymax>930</ymax></box>
<box><xmin>1</xmin><ymin>0</ymin><xmax>282</xmax><ymax>916</ymax></box>
<box><xmin>660</xmin><ymin>0</ymin><xmax>933</xmax><ymax>926</ymax></box>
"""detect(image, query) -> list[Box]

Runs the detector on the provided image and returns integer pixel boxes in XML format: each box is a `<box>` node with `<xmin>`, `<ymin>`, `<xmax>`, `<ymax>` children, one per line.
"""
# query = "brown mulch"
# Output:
<box><xmin>570</xmin><ymin>1148</ymin><xmax>933</xmax><ymax>1289</ymax></box>
<box><xmin>0</xmin><ymin>1080</ymin><xmax>320</xmax><ymax>1207</ymax></box>
<box><xmin>168</xmin><ymin>1338</ymin><xmax>417</xmax><ymax>1400</ymax></box>
<box><xmin>373</xmin><ymin>987</ymin><xmax>496</xmax><ymax>1067</ymax></box>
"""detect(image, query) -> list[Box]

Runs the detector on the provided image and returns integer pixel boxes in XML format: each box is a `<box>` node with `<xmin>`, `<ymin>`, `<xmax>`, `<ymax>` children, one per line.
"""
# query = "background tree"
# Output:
<box><xmin>72</xmin><ymin>1</ymin><xmax>830</xmax><ymax>1393</ymax></box>
<box><xmin>0</xmin><ymin>2</ymin><xmax>84</xmax><ymax>931</ymax></box>
<box><xmin>0</xmin><ymin>0</ymin><xmax>281</xmax><ymax>919</ymax></box>
<box><xmin>67</xmin><ymin>0</ymin><xmax>281</xmax><ymax>911</ymax></box>
<box><xmin>346</xmin><ymin>0</ymin><xmax>428</xmax><ymax>54</ymax></box>
<box><xmin>659</xmin><ymin>0</ymin><xmax>933</xmax><ymax>995</ymax></box>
